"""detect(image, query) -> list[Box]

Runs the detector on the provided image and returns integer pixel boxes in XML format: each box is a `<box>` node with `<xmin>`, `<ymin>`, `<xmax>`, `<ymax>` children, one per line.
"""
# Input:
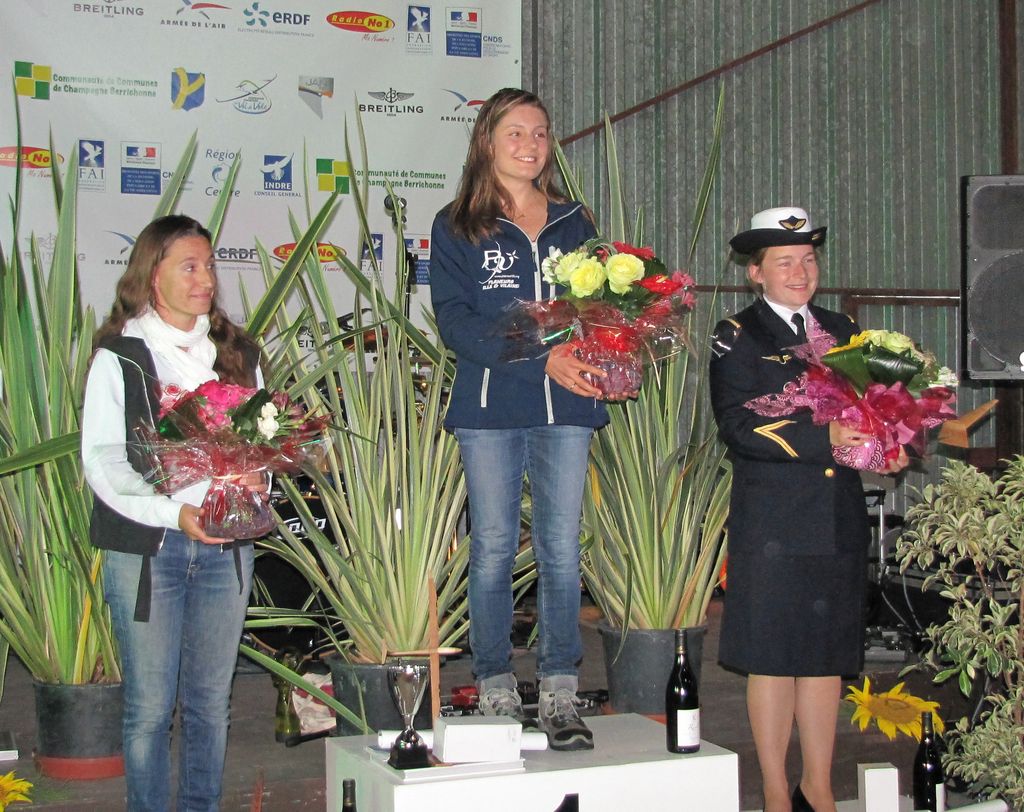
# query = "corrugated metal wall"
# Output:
<box><xmin>523</xmin><ymin>0</ymin><xmax>1018</xmax><ymax>509</ymax></box>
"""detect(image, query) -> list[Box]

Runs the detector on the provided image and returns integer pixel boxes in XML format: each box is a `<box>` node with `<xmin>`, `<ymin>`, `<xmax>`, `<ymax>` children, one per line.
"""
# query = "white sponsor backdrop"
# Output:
<box><xmin>0</xmin><ymin>0</ymin><xmax>521</xmax><ymax>327</ymax></box>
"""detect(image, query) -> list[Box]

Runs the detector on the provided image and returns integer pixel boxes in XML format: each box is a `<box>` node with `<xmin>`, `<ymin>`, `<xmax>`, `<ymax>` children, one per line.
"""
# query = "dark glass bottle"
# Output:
<box><xmin>341</xmin><ymin>778</ymin><xmax>357</xmax><ymax>811</ymax></box>
<box><xmin>553</xmin><ymin>793</ymin><xmax>579</xmax><ymax>812</ymax></box>
<box><xmin>665</xmin><ymin>628</ymin><xmax>700</xmax><ymax>753</ymax></box>
<box><xmin>913</xmin><ymin>711</ymin><xmax>945</xmax><ymax>811</ymax></box>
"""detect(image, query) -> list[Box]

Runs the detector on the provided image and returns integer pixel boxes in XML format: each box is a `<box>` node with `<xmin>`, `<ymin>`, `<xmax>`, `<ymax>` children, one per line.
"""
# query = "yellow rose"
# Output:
<box><xmin>568</xmin><ymin>257</ymin><xmax>607</xmax><ymax>298</ymax></box>
<box><xmin>604</xmin><ymin>253</ymin><xmax>646</xmax><ymax>294</ymax></box>
<box><xmin>877</xmin><ymin>330</ymin><xmax>915</xmax><ymax>354</ymax></box>
<box><xmin>548</xmin><ymin>250</ymin><xmax>586</xmax><ymax>284</ymax></box>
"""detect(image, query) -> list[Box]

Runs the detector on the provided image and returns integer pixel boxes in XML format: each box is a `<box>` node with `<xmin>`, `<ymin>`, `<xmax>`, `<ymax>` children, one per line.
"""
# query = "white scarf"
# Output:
<box><xmin>135</xmin><ymin>307</ymin><xmax>218</xmax><ymax>389</ymax></box>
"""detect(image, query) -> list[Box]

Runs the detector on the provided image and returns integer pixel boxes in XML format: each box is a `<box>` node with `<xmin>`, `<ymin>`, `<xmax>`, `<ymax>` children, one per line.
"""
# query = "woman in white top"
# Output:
<box><xmin>82</xmin><ymin>214</ymin><xmax>262</xmax><ymax>812</ymax></box>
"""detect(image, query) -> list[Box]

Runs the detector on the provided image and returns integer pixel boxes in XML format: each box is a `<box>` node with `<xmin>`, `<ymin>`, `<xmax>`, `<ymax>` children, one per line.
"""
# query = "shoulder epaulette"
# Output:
<box><xmin>710</xmin><ymin>318</ymin><xmax>742</xmax><ymax>357</ymax></box>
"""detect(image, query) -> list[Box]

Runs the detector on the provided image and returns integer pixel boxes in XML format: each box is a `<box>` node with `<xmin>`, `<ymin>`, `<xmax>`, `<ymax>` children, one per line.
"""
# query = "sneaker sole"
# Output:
<box><xmin>547</xmin><ymin>733</ymin><xmax>594</xmax><ymax>751</ymax></box>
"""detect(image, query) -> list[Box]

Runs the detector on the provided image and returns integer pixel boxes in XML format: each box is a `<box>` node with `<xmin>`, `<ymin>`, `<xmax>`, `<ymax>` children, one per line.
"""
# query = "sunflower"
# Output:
<box><xmin>846</xmin><ymin>677</ymin><xmax>945</xmax><ymax>741</ymax></box>
<box><xmin>0</xmin><ymin>770</ymin><xmax>32</xmax><ymax>811</ymax></box>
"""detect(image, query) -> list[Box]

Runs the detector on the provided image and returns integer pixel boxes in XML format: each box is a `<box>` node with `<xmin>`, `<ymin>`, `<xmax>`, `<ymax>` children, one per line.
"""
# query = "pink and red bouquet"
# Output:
<box><xmin>746</xmin><ymin>327</ymin><xmax>957</xmax><ymax>471</ymax></box>
<box><xmin>499</xmin><ymin>238</ymin><xmax>696</xmax><ymax>397</ymax></box>
<box><xmin>138</xmin><ymin>380</ymin><xmax>330</xmax><ymax>538</ymax></box>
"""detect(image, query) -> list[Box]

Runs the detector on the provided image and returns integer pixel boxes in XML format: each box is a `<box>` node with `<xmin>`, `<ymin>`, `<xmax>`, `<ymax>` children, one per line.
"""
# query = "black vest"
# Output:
<box><xmin>88</xmin><ymin>336</ymin><xmax>260</xmax><ymax>620</ymax></box>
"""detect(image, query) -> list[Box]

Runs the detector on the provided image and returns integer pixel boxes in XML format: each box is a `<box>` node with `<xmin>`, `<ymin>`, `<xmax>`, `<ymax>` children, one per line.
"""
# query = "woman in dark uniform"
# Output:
<box><xmin>709</xmin><ymin>207</ymin><xmax>908</xmax><ymax>812</ymax></box>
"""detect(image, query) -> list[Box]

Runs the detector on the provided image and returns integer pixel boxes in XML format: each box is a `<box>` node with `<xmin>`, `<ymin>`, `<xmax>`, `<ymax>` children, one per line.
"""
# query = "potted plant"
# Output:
<box><xmin>0</xmin><ymin>120</ymin><xmax>332</xmax><ymax>774</ymax></box>
<box><xmin>896</xmin><ymin>456</ymin><xmax>1024</xmax><ymax>808</ymax></box>
<box><xmin>0</xmin><ymin>136</ymin><xmax>133</xmax><ymax>777</ymax></box>
<box><xmin>553</xmin><ymin>98</ymin><xmax>729</xmax><ymax>714</ymax></box>
<box><xmin>245</xmin><ymin>127</ymin><xmax>537</xmax><ymax>733</ymax></box>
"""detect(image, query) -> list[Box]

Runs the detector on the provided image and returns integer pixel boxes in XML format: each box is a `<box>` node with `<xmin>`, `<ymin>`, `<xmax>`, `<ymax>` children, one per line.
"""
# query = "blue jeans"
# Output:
<box><xmin>103</xmin><ymin>532</ymin><xmax>254</xmax><ymax>812</ymax></box>
<box><xmin>455</xmin><ymin>425</ymin><xmax>593</xmax><ymax>682</ymax></box>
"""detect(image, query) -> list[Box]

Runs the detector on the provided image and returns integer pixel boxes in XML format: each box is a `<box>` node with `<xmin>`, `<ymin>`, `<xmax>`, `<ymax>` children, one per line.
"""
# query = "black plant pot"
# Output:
<box><xmin>597</xmin><ymin>623</ymin><xmax>706</xmax><ymax>715</ymax></box>
<box><xmin>33</xmin><ymin>680</ymin><xmax>125</xmax><ymax>779</ymax></box>
<box><xmin>326</xmin><ymin>656</ymin><xmax>432</xmax><ymax>735</ymax></box>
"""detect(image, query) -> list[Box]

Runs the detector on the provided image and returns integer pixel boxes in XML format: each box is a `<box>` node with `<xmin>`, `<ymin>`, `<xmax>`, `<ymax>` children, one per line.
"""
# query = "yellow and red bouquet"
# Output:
<box><xmin>500</xmin><ymin>239</ymin><xmax>696</xmax><ymax>397</ymax></box>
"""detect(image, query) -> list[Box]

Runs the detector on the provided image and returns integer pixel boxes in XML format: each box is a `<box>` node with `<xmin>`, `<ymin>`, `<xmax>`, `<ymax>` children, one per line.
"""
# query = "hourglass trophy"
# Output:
<box><xmin>386</xmin><ymin>660</ymin><xmax>431</xmax><ymax>769</ymax></box>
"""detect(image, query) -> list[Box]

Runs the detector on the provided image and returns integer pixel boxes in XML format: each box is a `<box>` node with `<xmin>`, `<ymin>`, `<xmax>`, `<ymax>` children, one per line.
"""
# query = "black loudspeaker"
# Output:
<box><xmin>963</xmin><ymin>175</ymin><xmax>1024</xmax><ymax>379</ymax></box>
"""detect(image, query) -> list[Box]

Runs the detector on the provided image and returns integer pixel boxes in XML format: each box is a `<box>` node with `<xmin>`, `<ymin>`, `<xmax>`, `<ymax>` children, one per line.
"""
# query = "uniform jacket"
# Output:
<box><xmin>709</xmin><ymin>298</ymin><xmax>870</xmax><ymax>557</ymax></box>
<box><xmin>430</xmin><ymin>200</ymin><xmax>608</xmax><ymax>430</ymax></box>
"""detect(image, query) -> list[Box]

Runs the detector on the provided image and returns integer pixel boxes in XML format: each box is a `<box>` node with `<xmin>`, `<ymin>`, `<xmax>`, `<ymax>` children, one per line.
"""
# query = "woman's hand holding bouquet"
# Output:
<box><xmin>746</xmin><ymin>327</ymin><xmax>956</xmax><ymax>472</ymax></box>
<box><xmin>499</xmin><ymin>239</ymin><xmax>696</xmax><ymax>398</ymax></box>
<box><xmin>138</xmin><ymin>380</ymin><xmax>329</xmax><ymax>539</ymax></box>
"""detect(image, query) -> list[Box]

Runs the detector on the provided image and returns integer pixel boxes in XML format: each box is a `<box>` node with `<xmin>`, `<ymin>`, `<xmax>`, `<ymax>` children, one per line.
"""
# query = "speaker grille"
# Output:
<box><xmin>967</xmin><ymin>252</ymin><xmax>1024</xmax><ymax>370</ymax></box>
<box><xmin>971</xmin><ymin>186</ymin><xmax>1024</xmax><ymax>250</ymax></box>
<box><xmin>963</xmin><ymin>175</ymin><xmax>1024</xmax><ymax>379</ymax></box>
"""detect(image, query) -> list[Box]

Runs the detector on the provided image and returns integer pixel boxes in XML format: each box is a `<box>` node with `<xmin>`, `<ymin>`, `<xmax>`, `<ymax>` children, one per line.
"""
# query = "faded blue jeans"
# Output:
<box><xmin>455</xmin><ymin>425</ymin><xmax>593</xmax><ymax>682</ymax></box>
<box><xmin>103</xmin><ymin>531</ymin><xmax>254</xmax><ymax>812</ymax></box>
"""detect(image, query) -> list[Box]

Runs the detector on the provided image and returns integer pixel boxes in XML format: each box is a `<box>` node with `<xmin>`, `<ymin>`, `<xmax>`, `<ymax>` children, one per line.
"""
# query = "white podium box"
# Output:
<box><xmin>326</xmin><ymin>713</ymin><xmax>739</xmax><ymax>811</ymax></box>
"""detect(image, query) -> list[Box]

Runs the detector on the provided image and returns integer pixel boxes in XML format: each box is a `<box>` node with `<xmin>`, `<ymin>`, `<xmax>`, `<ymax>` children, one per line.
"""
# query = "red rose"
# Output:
<box><xmin>636</xmin><ymin>274</ymin><xmax>683</xmax><ymax>295</ymax></box>
<box><xmin>612</xmin><ymin>241</ymin><xmax>656</xmax><ymax>261</ymax></box>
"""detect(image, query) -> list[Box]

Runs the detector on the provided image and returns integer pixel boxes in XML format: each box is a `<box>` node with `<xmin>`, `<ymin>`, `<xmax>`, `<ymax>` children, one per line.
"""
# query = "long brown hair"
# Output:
<box><xmin>447</xmin><ymin>87</ymin><xmax>569</xmax><ymax>243</ymax></box>
<box><xmin>92</xmin><ymin>214</ymin><xmax>260</xmax><ymax>386</ymax></box>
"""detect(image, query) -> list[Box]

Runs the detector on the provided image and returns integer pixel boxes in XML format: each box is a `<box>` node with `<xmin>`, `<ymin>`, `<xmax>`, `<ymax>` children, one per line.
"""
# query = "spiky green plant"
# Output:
<box><xmin>0</xmin><ymin>114</ymin><xmax>204</xmax><ymax>682</ymax></box>
<box><xmin>248</xmin><ymin>121</ymin><xmax>489</xmax><ymax>664</ymax></box>
<box><xmin>564</xmin><ymin>88</ymin><xmax>732</xmax><ymax>631</ymax></box>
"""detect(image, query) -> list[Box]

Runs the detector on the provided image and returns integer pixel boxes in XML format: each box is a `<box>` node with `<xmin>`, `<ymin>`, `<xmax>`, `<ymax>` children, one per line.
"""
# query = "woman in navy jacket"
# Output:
<box><xmin>710</xmin><ymin>207</ymin><xmax>908</xmax><ymax>812</ymax></box>
<box><xmin>430</xmin><ymin>88</ymin><xmax>608</xmax><ymax>751</ymax></box>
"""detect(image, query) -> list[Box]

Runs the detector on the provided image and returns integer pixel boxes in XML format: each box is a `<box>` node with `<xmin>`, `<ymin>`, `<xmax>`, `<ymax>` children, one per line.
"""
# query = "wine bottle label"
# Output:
<box><xmin>674</xmin><ymin>708</ymin><xmax>700</xmax><ymax>747</ymax></box>
<box><xmin>935</xmin><ymin>784</ymin><xmax>945</xmax><ymax>812</ymax></box>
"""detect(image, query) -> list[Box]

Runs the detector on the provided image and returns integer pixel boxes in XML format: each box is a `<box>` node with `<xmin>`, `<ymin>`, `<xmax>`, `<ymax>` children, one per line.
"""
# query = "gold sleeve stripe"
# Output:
<box><xmin>726</xmin><ymin>318</ymin><xmax>740</xmax><ymax>328</ymax></box>
<box><xmin>753</xmin><ymin>420</ymin><xmax>799</xmax><ymax>457</ymax></box>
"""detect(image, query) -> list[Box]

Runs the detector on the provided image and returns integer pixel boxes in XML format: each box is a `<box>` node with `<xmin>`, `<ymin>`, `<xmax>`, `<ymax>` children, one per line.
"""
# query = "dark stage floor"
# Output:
<box><xmin>0</xmin><ymin>597</ymin><xmax>975</xmax><ymax>811</ymax></box>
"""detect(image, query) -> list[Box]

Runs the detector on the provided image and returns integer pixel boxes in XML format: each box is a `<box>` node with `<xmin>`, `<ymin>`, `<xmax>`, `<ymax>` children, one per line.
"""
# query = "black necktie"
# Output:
<box><xmin>791</xmin><ymin>312</ymin><xmax>807</xmax><ymax>343</ymax></box>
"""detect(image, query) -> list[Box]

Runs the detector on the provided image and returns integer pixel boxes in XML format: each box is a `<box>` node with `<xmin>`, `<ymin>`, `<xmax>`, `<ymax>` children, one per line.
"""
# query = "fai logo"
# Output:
<box><xmin>261</xmin><ymin>154</ymin><xmax>293</xmax><ymax>190</ymax></box>
<box><xmin>408</xmin><ymin>5</ymin><xmax>429</xmax><ymax>31</ymax></box>
<box><xmin>171</xmin><ymin>68</ymin><xmax>205</xmax><ymax>110</ymax></box>
<box><xmin>361</xmin><ymin>232</ymin><xmax>384</xmax><ymax>272</ymax></box>
<box><xmin>79</xmin><ymin>139</ymin><xmax>104</xmax><ymax>167</ymax></box>
<box><xmin>480</xmin><ymin>244</ymin><xmax>519</xmax><ymax>290</ymax></box>
<box><xmin>79</xmin><ymin>139</ymin><xmax>106</xmax><ymax>192</ymax></box>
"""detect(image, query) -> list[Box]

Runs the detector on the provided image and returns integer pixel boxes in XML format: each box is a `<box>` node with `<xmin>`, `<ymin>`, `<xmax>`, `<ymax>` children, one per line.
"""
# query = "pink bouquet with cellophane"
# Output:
<box><xmin>745</xmin><ymin>327</ymin><xmax>957</xmax><ymax>471</ymax></box>
<box><xmin>496</xmin><ymin>239</ymin><xmax>697</xmax><ymax>398</ymax></box>
<box><xmin>136</xmin><ymin>380</ymin><xmax>330</xmax><ymax>538</ymax></box>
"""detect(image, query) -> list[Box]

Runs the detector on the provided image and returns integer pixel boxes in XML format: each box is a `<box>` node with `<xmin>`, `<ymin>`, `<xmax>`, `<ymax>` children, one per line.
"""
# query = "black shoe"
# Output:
<box><xmin>792</xmin><ymin>785</ymin><xmax>816</xmax><ymax>812</ymax></box>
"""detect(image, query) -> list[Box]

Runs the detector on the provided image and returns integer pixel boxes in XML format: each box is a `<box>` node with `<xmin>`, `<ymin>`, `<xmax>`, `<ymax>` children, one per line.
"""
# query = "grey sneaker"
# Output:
<box><xmin>477</xmin><ymin>673</ymin><xmax>536</xmax><ymax>728</ymax></box>
<box><xmin>538</xmin><ymin>678</ymin><xmax>594</xmax><ymax>751</ymax></box>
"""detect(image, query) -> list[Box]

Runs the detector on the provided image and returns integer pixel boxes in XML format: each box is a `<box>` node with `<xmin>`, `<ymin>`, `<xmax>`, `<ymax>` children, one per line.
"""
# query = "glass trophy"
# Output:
<box><xmin>386</xmin><ymin>659</ymin><xmax>431</xmax><ymax>769</ymax></box>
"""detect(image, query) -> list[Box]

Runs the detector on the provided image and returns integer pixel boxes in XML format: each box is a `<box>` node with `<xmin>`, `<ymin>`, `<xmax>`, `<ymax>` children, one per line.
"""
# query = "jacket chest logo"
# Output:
<box><xmin>481</xmin><ymin>245</ymin><xmax>520</xmax><ymax>290</ymax></box>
